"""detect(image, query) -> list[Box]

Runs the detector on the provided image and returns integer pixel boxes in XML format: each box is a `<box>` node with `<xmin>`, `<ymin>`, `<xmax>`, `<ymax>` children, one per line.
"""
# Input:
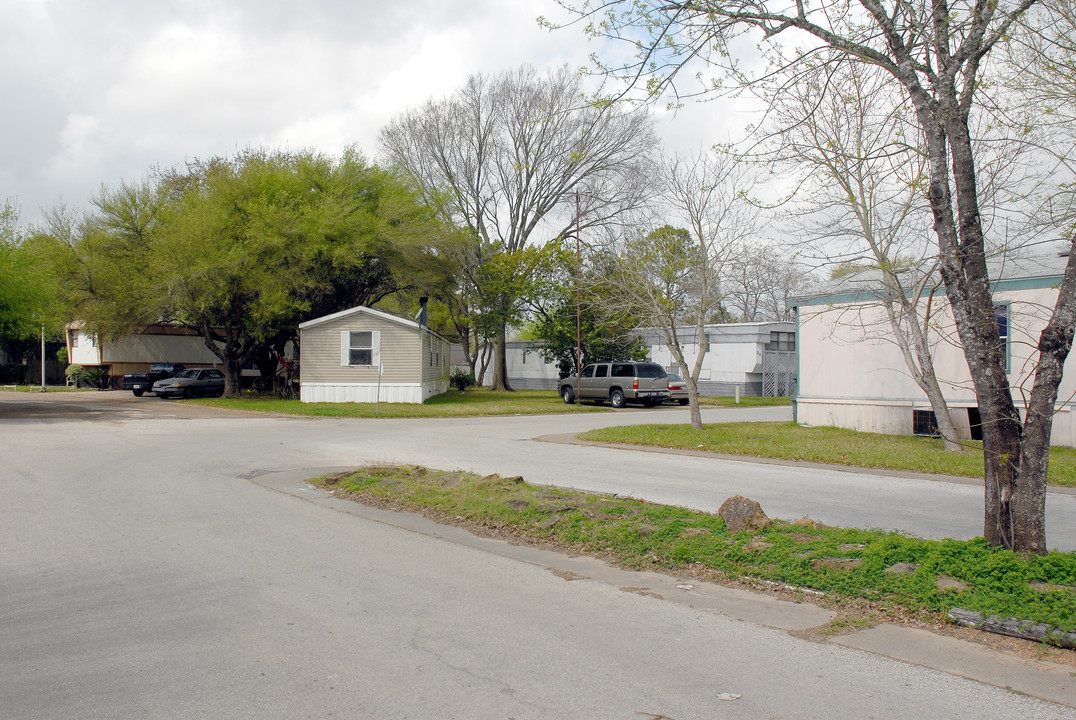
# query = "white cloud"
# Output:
<box><xmin>0</xmin><ymin>0</ymin><xmax>743</xmax><ymax>226</ymax></box>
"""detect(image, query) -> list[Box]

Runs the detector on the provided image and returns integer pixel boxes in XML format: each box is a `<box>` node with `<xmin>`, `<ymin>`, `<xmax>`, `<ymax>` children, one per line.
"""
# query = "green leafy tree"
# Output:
<box><xmin>0</xmin><ymin>202</ymin><xmax>63</xmax><ymax>345</ymax></box>
<box><xmin>40</xmin><ymin>149</ymin><xmax>452</xmax><ymax>397</ymax></box>
<box><xmin>527</xmin><ymin>249</ymin><xmax>648</xmax><ymax>376</ymax></box>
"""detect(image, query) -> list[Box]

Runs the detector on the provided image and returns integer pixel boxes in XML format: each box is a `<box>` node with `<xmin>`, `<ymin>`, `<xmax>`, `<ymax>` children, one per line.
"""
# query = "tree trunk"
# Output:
<box><xmin>921</xmin><ymin>381</ymin><xmax>964</xmax><ymax>453</ymax></box>
<box><xmin>223</xmin><ymin>356</ymin><xmax>243</xmax><ymax>398</ymax></box>
<box><xmin>476</xmin><ymin>342</ymin><xmax>492</xmax><ymax>386</ymax></box>
<box><xmin>687</xmin><ymin>382</ymin><xmax>703</xmax><ymax>429</ymax></box>
<box><xmin>917</xmin><ymin>98</ymin><xmax>1042</xmax><ymax>551</ymax></box>
<box><xmin>489</xmin><ymin>323</ymin><xmax>512</xmax><ymax>391</ymax></box>
<box><xmin>885</xmin><ymin>287</ymin><xmax>964</xmax><ymax>452</ymax></box>
<box><xmin>198</xmin><ymin>322</ymin><xmax>249</xmax><ymax>400</ymax></box>
<box><xmin>1006</xmin><ymin>260</ymin><xmax>1076</xmax><ymax>553</ymax></box>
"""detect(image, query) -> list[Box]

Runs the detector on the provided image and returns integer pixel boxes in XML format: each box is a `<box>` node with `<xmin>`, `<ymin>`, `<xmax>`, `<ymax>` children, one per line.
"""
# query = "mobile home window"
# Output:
<box><xmin>766</xmin><ymin>331</ymin><xmax>795</xmax><ymax>351</ymax></box>
<box><xmin>995</xmin><ymin>303</ymin><xmax>1010</xmax><ymax>373</ymax></box>
<box><xmin>349</xmin><ymin>331</ymin><xmax>373</xmax><ymax>366</ymax></box>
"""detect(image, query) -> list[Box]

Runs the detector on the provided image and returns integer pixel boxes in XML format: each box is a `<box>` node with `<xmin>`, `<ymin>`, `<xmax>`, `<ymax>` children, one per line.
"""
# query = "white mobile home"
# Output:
<box><xmin>299</xmin><ymin>305</ymin><xmax>450</xmax><ymax>404</ymax></box>
<box><xmin>643</xmin><ymin>322</ymin><xmax>796</xmax><ymax>397</ymax></box>
<box><xmin>791</xmin><ymin>253</ymin><xmax>1076</xmax><ymax>446</ymax></box>
<box><xmin>457</xmin><ymin>321</ymin><xmax>796</xmax><ymax>396</ymax></box>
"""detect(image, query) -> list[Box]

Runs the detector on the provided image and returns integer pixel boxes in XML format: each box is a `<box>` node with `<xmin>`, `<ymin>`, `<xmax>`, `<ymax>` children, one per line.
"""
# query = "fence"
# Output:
<box><xmin>762</xmin><ymin>350</ymin><xmax>797</xmax><ymax>397</ymax></box>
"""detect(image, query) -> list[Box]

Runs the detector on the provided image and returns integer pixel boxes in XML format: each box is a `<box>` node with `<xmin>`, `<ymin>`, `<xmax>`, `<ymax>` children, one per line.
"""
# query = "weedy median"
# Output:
<box><xmin>311</xmin><ymin>464</ymin><xmax>1076</xmax><ymax>640</ymax></box>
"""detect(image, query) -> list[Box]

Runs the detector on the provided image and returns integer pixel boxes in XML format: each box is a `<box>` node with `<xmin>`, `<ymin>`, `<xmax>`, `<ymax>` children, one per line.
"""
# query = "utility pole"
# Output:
<box><xmin>40</xmin><ymin>325</ymin><xmax>46</xmax><ymax>392</ymax></box>
<box><xmin>575</xmin><ymin>191</ymin><xmax>581</xmax><ymax>400</ymax></box>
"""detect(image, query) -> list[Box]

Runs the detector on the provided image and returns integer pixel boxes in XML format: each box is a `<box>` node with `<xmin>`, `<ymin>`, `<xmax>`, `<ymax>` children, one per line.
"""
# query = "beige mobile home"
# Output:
<box><xmin>65</xmin><ymin>322</ymin><xmax>222</xmax><ymax>387</ymax></box>
<box><xmin>299</xmin><ymin>305</ymin><xmax>450</xmax><ymax>404</ymax></box>
<box><xmin>791</xmin><ymin>253</ymin><xmax>1076</xmax><ymax>446</ymax></box>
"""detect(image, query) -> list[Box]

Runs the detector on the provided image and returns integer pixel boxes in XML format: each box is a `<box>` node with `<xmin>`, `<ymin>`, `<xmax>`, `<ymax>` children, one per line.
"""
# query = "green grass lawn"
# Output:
<box><xmin>200</xmin><ymin>387</ymin><xmax>613</xmax><ymax>418</ymax></box>
<box><xmin>200</xmin><ymin>388</ymin><xmax>790</xmax><ymax>418</ymax></box>
<box><xmin>3</xmin><ymin>384</ymin><xmax>90</xmax><ymax>392</ymax></box>
<box><xmin>312</xmin><ymin>465</ymin><xmax>1076</xmax><ymax>637</ymax></box>
<box><xmin>694</xmin><ymin>395</ymin><xmax>791</xmax><ymax>407</ymax></box>
<box><xmin>579</xmin><ymin>421</ymin><xmax>1076</xmax><ymax>486</ymax></box>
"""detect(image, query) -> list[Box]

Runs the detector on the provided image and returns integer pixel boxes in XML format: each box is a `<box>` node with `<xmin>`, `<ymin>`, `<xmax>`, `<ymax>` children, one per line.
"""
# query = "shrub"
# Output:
<box><xmin>65</xmin><ymin>364</ymin><xmax>84</xmax><ymax>384</ymax></box>
<box><xmin>79</xmin><ymin>366</ymin><xmax>108</xmax><ymax>388</ymax></box>
<box><xmin>450</xmin><ymin>369</ymin><xmax>476</xmax><ymax>392</ymax></box>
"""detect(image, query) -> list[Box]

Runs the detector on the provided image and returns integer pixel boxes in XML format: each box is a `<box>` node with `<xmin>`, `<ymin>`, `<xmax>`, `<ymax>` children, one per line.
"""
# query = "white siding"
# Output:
<box><xmin>796</xmin><ymin>285</ymin><xmax>1076</xmax><ymax>446</ymax></box>
<box><xmin>301</xmin><ymin>382</ymin><xmax>444</xmax><ymax>404</ymax></box>
<box><xmin>68</xmin><ymin>329</ymin><xmax>102</xmax><ymax>366</ymax></box>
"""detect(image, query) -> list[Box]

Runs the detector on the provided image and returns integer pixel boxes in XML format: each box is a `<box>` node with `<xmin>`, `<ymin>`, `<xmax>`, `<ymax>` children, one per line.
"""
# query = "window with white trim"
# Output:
<box><xmin>340</xmin><ymin>330</ymin><xmax>380</xmax><ymax>367</ymax></box>
<box><xmin>350</xmin><ymin>332</ymin><xmax>373</xmax><ymax>366</ymax></box>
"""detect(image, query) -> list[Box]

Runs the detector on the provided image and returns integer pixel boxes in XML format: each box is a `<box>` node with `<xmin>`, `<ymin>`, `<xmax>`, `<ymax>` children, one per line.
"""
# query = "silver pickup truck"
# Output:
<box><xmin>559</xmin><ymin>361</ymin><xmax>669</xmax><ymax>408</ymax></box>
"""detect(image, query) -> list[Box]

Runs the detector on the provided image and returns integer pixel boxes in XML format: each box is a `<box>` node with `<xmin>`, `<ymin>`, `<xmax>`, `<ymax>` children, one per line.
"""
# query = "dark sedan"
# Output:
<box><xmin>152</xmin><ymin>368</ymin><xmax>226</xmax><ymax>398</ymax></box>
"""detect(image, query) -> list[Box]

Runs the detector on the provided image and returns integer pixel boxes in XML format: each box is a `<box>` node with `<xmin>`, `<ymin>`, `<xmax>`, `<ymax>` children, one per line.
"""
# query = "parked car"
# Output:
<box><xmin>123</xmin><ymin>363</ymin><xmax>185</xmax><ymax>397</ymax></box>
<box><xmin>666</xmin><ymin>373</ymin><xmax>689</xmax><ymax>405</ymax></box>
<box><xmin>559</xmin><ymin>361</ymin><xmax>669</xmax><ymax>408</ymax></box>
<box><xmin>152</xmin><ymin>368</ymin><xmax>225</xmax><ymax>398</ymax></box>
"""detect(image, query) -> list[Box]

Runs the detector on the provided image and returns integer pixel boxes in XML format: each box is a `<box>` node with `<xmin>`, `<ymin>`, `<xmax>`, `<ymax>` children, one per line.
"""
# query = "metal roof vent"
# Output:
<box><xmin>416</xmin><ymin>297</ymin><xmax>429</xmax><ymax>326</ymax></box>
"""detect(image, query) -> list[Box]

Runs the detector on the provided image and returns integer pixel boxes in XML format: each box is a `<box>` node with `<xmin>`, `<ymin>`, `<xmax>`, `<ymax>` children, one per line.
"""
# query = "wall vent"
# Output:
<box><xmin>913</xmin><ymin>409</ymin><xmax>940</xmax><ymax>437</ymax></box>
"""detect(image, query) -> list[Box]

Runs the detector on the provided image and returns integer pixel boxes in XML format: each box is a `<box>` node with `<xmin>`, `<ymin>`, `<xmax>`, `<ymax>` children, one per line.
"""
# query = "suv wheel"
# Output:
<box><xmin>609</xmin><ymin>389</ymin><xmax>626</xmax><ymax>409</ymax></box>
<box><xmin>561</xmin><ymin>386</ymin><xmax>576</xmax><ymax>404</ymax></box>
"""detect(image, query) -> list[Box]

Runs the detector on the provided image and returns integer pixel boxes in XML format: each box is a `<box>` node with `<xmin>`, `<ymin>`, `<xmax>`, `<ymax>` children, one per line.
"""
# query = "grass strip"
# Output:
<box><xmin>200</xmin><ymin>388</ymin><xmax>612</xmax><ymax>417</ymax></box>
<box><xmin>579</xmin><ymin>421</ymin><xmax>1076</xmax><ymax>486</ymax></box>
<box><xmin>310</xmin><ymin>464</ymin><xmax>1076</xmax><ymax>637</ymax></box>
<box><xmin>4</xmin><ymin>385</ymin><xmax>90</xmax><ymax>392</ymax></box>
<box><xmin>199</xmin><ymin>388</ymin><xmax>791</xmax><ymax>418</ymax></box>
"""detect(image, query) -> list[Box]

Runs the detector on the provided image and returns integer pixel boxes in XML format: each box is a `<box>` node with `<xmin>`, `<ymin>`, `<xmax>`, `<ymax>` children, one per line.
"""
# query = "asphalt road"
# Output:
<box><xmin>2</xmin><ymin>391</ymin><xmax>1075</xmax><ymax>719</ymax></box>
<box><xmin>20</xmin><ymin>390</ymin><xmax>1069</xmax><ymax>549</ymax></box>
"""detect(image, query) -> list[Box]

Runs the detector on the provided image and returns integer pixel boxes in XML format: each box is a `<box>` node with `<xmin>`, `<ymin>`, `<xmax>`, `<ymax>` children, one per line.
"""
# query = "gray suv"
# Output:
<box><xmin>559</xmin><ymin>362</ymin><xmax>669</xmax><ymax>408</ymax></box>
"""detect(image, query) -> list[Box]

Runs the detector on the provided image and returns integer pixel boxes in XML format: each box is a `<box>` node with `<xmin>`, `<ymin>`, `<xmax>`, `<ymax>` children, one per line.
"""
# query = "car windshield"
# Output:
<box><xmin>173</xmin><ymin>369</ymin><xmax>199</xmax><ymax>379</ymax></box>
<box><xmin>636</xmin><ymin>364</ymin><xmax>667</xmax><ymax>379</ymax></box>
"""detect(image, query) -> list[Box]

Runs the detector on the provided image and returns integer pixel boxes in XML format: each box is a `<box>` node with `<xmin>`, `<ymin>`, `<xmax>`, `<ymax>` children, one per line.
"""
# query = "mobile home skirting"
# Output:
<box><xmin>795</xmin><ymin>396</ymin><xmax>1076</xmax><ymax>447</ymax></box>
<box><xmin>301</xmin><ymin>380</ymin><xmax>449</xmax><ymax>404</ymax></box>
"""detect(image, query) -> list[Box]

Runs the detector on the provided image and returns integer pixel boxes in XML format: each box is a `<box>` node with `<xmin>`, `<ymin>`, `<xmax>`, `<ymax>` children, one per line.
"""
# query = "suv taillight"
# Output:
<box><xmin>633</xmin><ymin>379</ymin><xmax>639</xmax><ymax>390</ymax></box>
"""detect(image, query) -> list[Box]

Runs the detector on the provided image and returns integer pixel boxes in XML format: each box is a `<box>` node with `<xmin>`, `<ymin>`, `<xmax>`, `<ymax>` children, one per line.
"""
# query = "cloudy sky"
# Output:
<box><xmin>2</xmin><ymin>0</ymin><xmax>751</xmax><ymax>228</ymax></box>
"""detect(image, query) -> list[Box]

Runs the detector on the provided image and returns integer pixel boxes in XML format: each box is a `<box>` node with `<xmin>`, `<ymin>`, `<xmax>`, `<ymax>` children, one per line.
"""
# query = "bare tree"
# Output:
<box><xmin>769</xmin><ymin>60</ymin><xmax>967</xmax><ymax>450</ymax></box>
<box><xmin>552</xmin><ymin>0</ymin><xmax>1076</xmax><ymax>553</ymax></box>
<box><xmin>380</xmin><ymin>65</ymin><xmax>657</xmax><ymax>391</ymax></box>
<box><xmin>662</xmin><ymin>151</ymin><xmax>758</xmax><ymax>426</ymax></box>
<box><xmin>604</xmin><ymin>150</ymin><xmax>757</xmax><ymax>428</ymax></box>
<box><xmin>724</xmin><ymin>243</ymin><xmax>815</xmax><ymax>322</ymax></box>
<box><xmin>1007</xmin><ymin>0</ymin><xmax>1076</xmax><ymax>237</ymax></box>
